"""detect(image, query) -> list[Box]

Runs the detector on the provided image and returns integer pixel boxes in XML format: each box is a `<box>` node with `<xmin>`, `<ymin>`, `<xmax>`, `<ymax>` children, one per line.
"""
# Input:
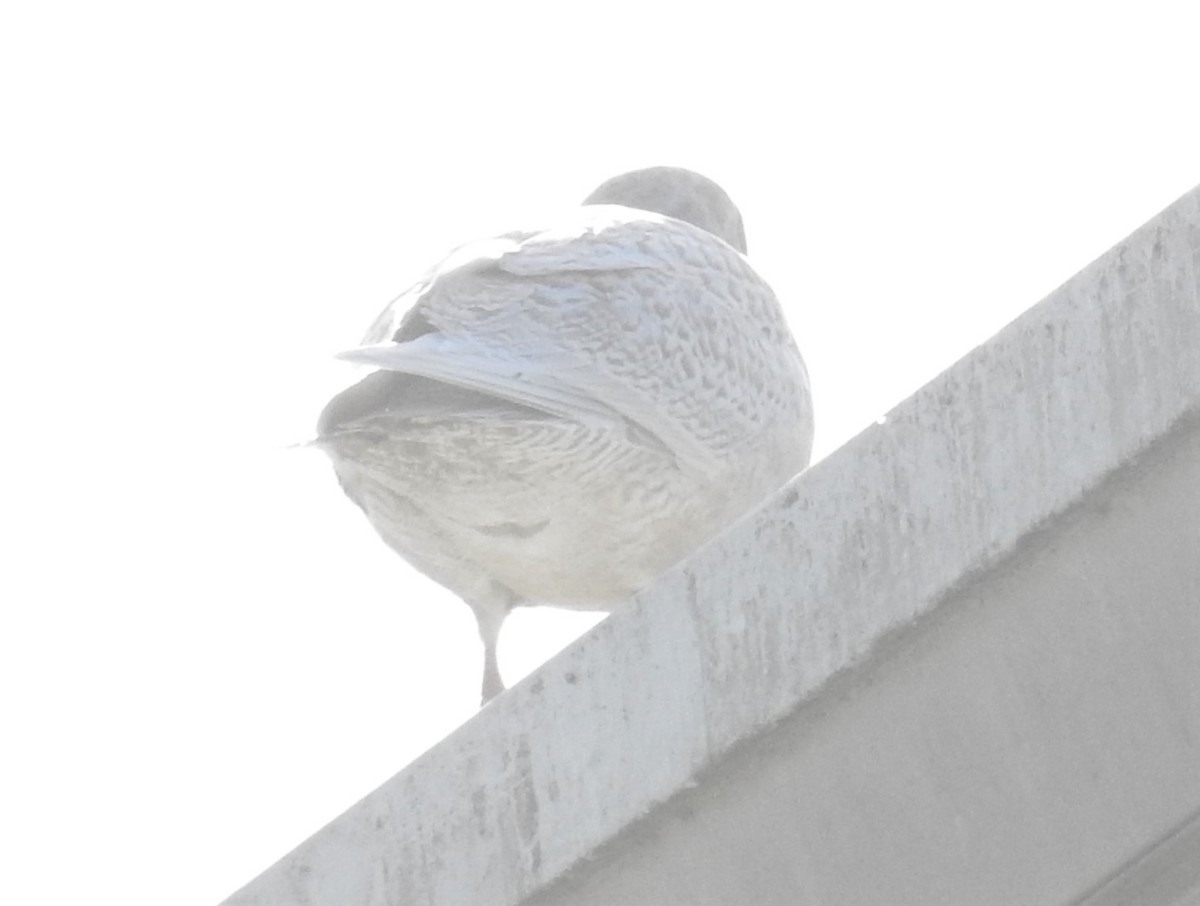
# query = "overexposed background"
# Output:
<box><xmin>2</xmin><ymin>2</ymin><xmax>1197</xmax><ymax>903</ymax></box>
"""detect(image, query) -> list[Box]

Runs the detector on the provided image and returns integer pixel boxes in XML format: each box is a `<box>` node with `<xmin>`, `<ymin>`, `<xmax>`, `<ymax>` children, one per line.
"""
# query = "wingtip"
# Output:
<box><xmin>334</xmin><ymin>343</ymin><xmax>398</xmax><ymax>367</ymax></box>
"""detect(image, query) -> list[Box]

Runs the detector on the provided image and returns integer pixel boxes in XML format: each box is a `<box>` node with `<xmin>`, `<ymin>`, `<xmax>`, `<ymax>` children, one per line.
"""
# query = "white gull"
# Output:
<box><xmin>316</xmin><ymin>167</ymin><xmax>814</xmax><ymax>704</ymax></box>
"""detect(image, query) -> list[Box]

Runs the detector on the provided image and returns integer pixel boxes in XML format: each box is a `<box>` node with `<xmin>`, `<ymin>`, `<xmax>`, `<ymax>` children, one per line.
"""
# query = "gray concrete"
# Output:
<box><xmin>223</xmin><ymin>185</ymin><xmax>1200</xmax><ymax>906</ymax></box>
<box><xmin>527</xmin><ymin>418</ymin><xmax>1200</xmax><ymax>905</ymax></box>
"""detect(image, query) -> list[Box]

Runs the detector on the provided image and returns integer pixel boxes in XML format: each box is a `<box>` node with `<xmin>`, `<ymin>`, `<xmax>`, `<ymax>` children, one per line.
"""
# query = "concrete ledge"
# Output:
<box><xmin>224</xmin><ymin>186</ymin><xmax>1200</xmax><ymax>905</ymax></box>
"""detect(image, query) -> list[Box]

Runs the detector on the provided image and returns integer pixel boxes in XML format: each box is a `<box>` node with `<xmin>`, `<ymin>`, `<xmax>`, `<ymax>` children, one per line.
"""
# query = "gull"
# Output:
<box><xmin>316</xmin><ymin>167</ymin><xmax>814</xmax><ymax>704</ymax></box>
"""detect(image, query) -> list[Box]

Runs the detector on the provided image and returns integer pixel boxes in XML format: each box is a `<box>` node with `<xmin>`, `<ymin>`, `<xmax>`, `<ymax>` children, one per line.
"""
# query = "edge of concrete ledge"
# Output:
<box><xmin>223</xmin><ymin>185</ymin><xmax>1200</xmax><ymax>906</ymax></box>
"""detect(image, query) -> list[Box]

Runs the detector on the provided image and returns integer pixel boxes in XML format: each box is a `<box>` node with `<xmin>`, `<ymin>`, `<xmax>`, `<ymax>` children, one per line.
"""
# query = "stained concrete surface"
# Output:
<box><xmin>526</xmin><ymin>417</ymin><xmax>1200</xmax><ymax>905</ymax></box>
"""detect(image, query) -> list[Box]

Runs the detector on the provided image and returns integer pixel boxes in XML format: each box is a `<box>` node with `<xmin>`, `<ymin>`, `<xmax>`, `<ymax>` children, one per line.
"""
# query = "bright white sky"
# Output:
<box><xmin>2</xmin><ymin>2</ymin><xmax>1197</xmax><ymax>903</ymax></box>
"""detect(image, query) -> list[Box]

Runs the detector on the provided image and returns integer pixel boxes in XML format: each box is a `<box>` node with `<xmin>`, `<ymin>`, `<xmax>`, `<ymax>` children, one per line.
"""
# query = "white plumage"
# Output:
<box><xmin>316</xmin><ymin>167</ymin><xmax>813</xmax><ymax>703</ymax></box>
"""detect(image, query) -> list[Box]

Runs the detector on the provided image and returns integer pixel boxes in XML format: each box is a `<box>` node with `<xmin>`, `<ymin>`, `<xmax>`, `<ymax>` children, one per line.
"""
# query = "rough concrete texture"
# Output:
<box><xmin>223</xmin><ymin>185</ymin><xmax>1200</xmax><ymax>906</ymax></box>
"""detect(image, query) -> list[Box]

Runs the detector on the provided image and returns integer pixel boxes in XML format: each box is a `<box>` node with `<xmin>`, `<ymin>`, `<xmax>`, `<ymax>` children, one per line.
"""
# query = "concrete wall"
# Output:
<box><xmin>527</xmin><ymin>419</ymin><xmax>1200</xmax><ymax>905</ymax></box>
<box><xmin>223</xmin><ymin>185</ymin><xmax>1200</xmax><ymax>906</ymax></box>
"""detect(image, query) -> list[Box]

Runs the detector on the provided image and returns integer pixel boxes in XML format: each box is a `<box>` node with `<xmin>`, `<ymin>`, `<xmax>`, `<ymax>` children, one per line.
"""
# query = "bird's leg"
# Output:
<box><xmin>473</xmin><ymin>596</ymin><xmax>510</xmax><ymax>706</ymax></box>
<box><xmin>481</xmin><ymin>635</ymin><xmax>504</xmax><ymax>705</ymax></box>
